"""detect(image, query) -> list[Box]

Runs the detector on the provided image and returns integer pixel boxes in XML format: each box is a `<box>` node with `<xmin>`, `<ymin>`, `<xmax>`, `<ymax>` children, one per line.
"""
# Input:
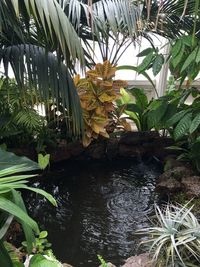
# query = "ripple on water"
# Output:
<box><xmin>24</xmin><ymin>160</ymin><xmax>161</xmax><ymax>267</ymax></box>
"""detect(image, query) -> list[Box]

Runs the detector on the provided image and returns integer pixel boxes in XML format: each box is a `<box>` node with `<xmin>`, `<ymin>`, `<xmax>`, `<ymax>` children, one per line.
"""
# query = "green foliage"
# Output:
<box><xmin>22</xmin><ymin>231</ymin><xmax>52</xmax><ymax>255</ymax></box>
<box><xmin>0</xmin><ymin>149</ymin><xmax>39</xmax><ymax>171</ymax></box>
<box><xmin>29</xmin><ymin>254</ymin><xmax>62</xmax><ymax>267</ymax></box>
<box><xmin>0</xmin><ymin>150</ymin><xmax>57</xmax><ymax>266</ymax></box>
<box><xmin>4</xmin><ymin>242</ymin><xmax>22</xmax><ymax>266</ymax></box>
<box><xmin>38</xmin><ymin>154</ymin><xmax>50</xmax><ymax>170</ymax></box>
<box><xmin>117</xmin><ymin>88</ymin><xmax>150</xmax><ymax>131</ymax></box>
<box><xmin>136</xmin><ymin>47</ymin><xmax>165</xmax><ymax>77</ymax></box>
<box><xmin>137</xmin><ymin>203</ymin><xmax>200</xmax><ymax>267</ymax></box>
<box><xmin>118</xmin><ymin>87</ymin><xmax>179</xmax><ymax>132</ymax></box>
<box><xmin>170</xmin><ymin>35</ymin><xmax>200</xmax><ymax>84</ymax></box>
<box><xmin>173</xmin><ymin>112</ymin><xmax>192</xmax><ymax>140</ymax></box>
<box><xmin>116</xmin><ymin>65</ymin><xmax>157</xmax><ymax>95</ymax></box>
<box><xmin>97</xmin><ymin>255</ymin><xmax>109</xmax><ymax>267</ymax></box>
<box><xmin>135</xmin><ymin>35</ymin><xmax>200</xmax><ymax>86</ymax></box>
<box><xmin>0</xmin><ymin>78</ymin><xmax>45</xmax><ymax>147</ymax></box>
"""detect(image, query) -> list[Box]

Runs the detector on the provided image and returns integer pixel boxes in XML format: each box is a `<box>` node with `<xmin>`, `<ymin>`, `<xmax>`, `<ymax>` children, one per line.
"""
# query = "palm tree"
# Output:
<box><xmin>1</xmin><ymin>0</ymin><xmax>199</xmax><ymax>139</ymax></box>
<box><xmin>0</xmin><ymin>0</ymin><xmax>85</xmax><ymax>138</ymax></box>
<box><xmin>61</xmin><ymin>0</ymin><xmax>199</xmax><ymax>65</ymax></box>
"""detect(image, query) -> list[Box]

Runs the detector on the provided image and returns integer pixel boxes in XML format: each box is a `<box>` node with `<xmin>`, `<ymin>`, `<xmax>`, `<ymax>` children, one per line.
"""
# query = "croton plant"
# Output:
<box><xmin>74</xmin><ymin>61</ymin><xmax>127</xmax><ymax>146</ymax></box>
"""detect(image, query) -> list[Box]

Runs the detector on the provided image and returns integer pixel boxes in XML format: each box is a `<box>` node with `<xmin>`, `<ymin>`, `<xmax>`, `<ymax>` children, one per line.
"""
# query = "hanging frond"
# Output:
<box><xmin>60</xmin><ymin>0</ymin><xmax>89</xmax><ymax>31</ymax></box>
<box><xmin>92</xmin><ymin>0</ymin><xmax>141</xmax><ymax>38</ymax></box>
<box><xmin>0</xmin><ymin>0</ymin><xmax>85</xmax><ymax>66</ymax></box>
<box><xmin>0</xmin><ymin>44</ymin><xmax>83</xmax><ymax>138</ymax></box>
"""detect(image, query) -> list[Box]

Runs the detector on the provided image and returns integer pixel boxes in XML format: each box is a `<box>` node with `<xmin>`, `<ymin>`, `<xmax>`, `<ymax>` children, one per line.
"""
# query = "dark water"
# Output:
<box><xmin>25</xmin><ymin>160</ymin><xmax>161</xmax><ymax>267</ymax></box>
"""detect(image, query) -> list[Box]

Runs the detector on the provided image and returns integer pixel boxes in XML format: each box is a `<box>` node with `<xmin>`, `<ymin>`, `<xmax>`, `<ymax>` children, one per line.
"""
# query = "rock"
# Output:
<box><xmin>106</xmin><ymin>139</ymin><xmax>119</xmax><ymax>159</ymax></box>
<box><xmin>86</xmin><ymin>142</ymin><xmax>106</xmax><ymax>159</ymax></box>
<box><xmin>156</xmin><ymin>165</ymin><xmax>200</xmax><ymax>197</ymax></box>
<box><xmin>68</xmin><ymin>142</ymin><xmax>84</xmax><ymax>157</ymax></box>
<box><xmin>119</xmin><ymin>131</ymin><xmax>159</xmax><ymax>145</ymax></box>
<box><xmin>157</xmin><ymin>166</ymin><xmax>194</xmax><ymax>183</ymax></box>
<box><xmin>119</xmin><ymin>144</ymin><xmax>144</xmax><ymax>158</ymax></box>
<box><xmin>122</xmin><ymin>254</ymin><xmax>155</xmax><ymax>267</ymax></box>
<box><xmin>163</xmin><ymin>156</ymin><xmax>185</xmax><ymax>170</ymax></box>
<box><xmin>181</xmin><ymin>176</ymin><xmax>200</xmax><ymax>197</ymax></box>
<box><xmin>156</xmin><ymin>177</ymin><xmax>182</xmax><ymax>193</ymax></box>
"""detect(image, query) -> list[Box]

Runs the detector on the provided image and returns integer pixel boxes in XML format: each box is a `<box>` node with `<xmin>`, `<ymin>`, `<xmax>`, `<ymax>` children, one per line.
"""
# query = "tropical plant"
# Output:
<box><xmin>1</xmin><ymin>0</ymin><xmax>199</xmax><ymax>140</ymax></box>
<box><xmin>117</xmin><ymin>87</ymin><xmax>173</xmax><ymax>132</ymax></box>
<box><xmin>134</xmin><ymin>34</ymin><xmax>200</xmax><ymax>86</ymax></box>
<box><xmin>75</xmin><ymin>61</ymin><xmax>127</xmax><ymax>146</ymax></box>
<box><xmin>97</xmin><ymin>255</ymin><xmax>109</xmax><ymax>267</ymax></box>
<box><xmin>0</xmin><ymin>78</ymin><xmax>45</xmax><ymax>145</ymax></box>
<box><xmin>0</xmin><ymin>0</ymin><xmax>84</xmax><ymax>138</ymax></box>
<box><xmin>117</xmin><ymin>88</ymin><xmax>151</xmax><ymax>131</ymax></box>
<box><xmin>27</xmin><ymin>253</ymin><xmax>62</xmax><ymax>267</ymax></box>
<box><xmin>137</xmin><ymin>203</ymin><xmax>200</xmax><ymax>267</ymax></box>
<box><xmin>0</xmin><ymin>149</ymin><xmax>56</xmax><ymax>266</ymax></box>
<box><xmin>165</xmin><ymin>88</ymin><xmax>200</xmax><ymax>141</ymax></box>
<box><xmin>169</xmin><ymin>35</ymin><xmax>200</xmax><ymax>85</ymax></box>
<box><xmin>140</xmin><ymin>0</ymin><xmax>200</xmax><ymax>39</ymax></box>
<box><xmin>22</xmin><ymin>231</ymin><xmax>52</xmax><ymax>255</ymax></box>
<box><xmin>61</xmin><ymin>0</ymin><xmax>200</xmax><ymax>66</ymax></box>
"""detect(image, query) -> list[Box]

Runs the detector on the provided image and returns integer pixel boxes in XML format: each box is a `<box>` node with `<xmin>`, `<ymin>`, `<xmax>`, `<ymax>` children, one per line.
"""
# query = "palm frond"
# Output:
<box><xmin>13</xmin><ymin>109</ymin><xmax>43</xmax><ymax>132</ymax></box>
<box><xmin>142</xmin><ymin>0</ymin><xmax>199</xmax><ymax>38</ymax></box>
<box><xmin>0</xmin><ymin>0</ymin><xmax>85</xmax><ymax>66</ymax></box>
<box><xmin>0</xmin><ymin>44</ymin><xmax>83</xmax><ymax>138</ymax></box>
<box><xmin>92</xmin><ymin>0</ymin><xmax>141</xmax><ymax>37</ymax></box>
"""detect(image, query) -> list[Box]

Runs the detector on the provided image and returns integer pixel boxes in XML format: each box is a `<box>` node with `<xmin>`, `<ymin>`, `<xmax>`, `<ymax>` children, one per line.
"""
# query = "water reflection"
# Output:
<box><xmin>25</xmin><ymin>160</ymin><xmax>161</xmax><ymax>267</ymax></box>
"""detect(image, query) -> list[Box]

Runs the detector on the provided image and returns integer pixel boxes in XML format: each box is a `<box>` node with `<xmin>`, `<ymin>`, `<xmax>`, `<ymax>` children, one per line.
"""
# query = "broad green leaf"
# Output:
<box><xmin>147</xmin><ymin>101</ymin><xmax>168</xmax><ymax>129</ymax></box>
<box><xmin>13</xmin><ymin>263</ymin><xmax>24</xmax><ymax>267</ymax></box>
<box><xmin>0</xmin><ymin>143</ymin><xmax>7</xmax><ymax>151</ymax></box>
<box><xmin>195</xmin><ymin>47</ymin><xmax>200</xmax><ymax>64</ymax></box>
<box><xmin>182</xmin><ymin>35</ymin><xmax>194</xmax><ymax>47</ymax></box>
<box><xmin>180</xmin><ymin>48</ymin><xmax>198</xmax><ymax>73</ymax></box>
<box><xmin>171</xmin><ymin>39</ymin><xmax>182</xmax><ymax>58</ymax></box>
<box><xmin>119</xmin><ymin>88</ymin><xmax>133</xmax><ymax>105</ymax></box>
<box><xmin>0</xmin><ymin>149</ymin><xmax>39</xmax><ymax>171</ymax></box>
<box><xmin>29</xmin><ymin>255</ymin><xmax>61</xmax><ymax>267</ymax></box>
<box><xmin>125</xmin><ymin>110</ymin><xmax>140</xmax><ymax>130</ymax></box>
<box><xmin>137</xmin><ymin>48</ymin><xmax>154</xmax><ymax>57</ymax></box>
<box><xmin>12</xmin><ymin>190</ymin><xmax>35</xmax><ymax>254</ymax></box>
<box><xmin>166</xmin><ymin>110</ymin><xmax>190</xmax><ymax>128</ymax></box>
<box><xmin>0</xmin><ymin>215</ymin><xmax>13</xmax><ymax>240</ymax></box>
<box><xmin>129</xmin><ymin>88</ymin><xmax>148</xmax><ymax>111</ymax></box>
<box><xmin>189</xmin><ymin>114</ymin><xmax>200</xmax><ymax>134</ymax></box>
<box><xmin>152</xmin><ymin>54</ymin><xmax>164</xmax><ymax>76</ymax></box>
<box><xmin>171</xmin><ymin>44</ymin><xmax>185</xmax><ymax>68</ymax></box>
<box><xmin>137</xmin><ymin>52</ymin><xmax>154</xmax><ymax>73</ymax></box>
<box><xmin>39</xmin><ymin>231</ymin><xmax>48</xmax><ymax>239</ymax></box>
<box><xmin>0</xmin><ymin>240</ymin><xmax>13</xmax><ymax>267</ymax></box>
<box><xmin>174</xmin><ymin>113</ymin><xmax>192</xmax><ymax>140</ymax></box>
<box><xmin>0</xmin><ymin>197</ymin><xmax>39</xmax><ymax>234</ymax></box>
<box><xmin>125</xmin><ymin>103</ymin><xmax>142</xmax><ymax>114</ymax></box>
<box><xmin>19</xmin><ymin>186</ymin><xmax>57</xmax><ymax>207</ymax></box>
<box><xmin>38</xmin><ymin>154</ymin><xmax>50</xmax><ymax>170</ymax></box>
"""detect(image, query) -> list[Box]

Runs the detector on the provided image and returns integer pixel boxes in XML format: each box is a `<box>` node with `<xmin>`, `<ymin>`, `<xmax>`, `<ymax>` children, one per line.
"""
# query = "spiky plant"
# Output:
<box><xmin>137</xmin><ymin>203</ymin><xmax>200</xmax><ymax>267</ymax></box>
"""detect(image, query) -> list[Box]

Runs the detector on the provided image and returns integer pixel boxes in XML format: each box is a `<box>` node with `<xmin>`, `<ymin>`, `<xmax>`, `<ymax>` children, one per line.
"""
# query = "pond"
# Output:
<box><xmin>25</xmin><ymin>160</ymin><xmax>161</xmax><ymax>267</ymax></box>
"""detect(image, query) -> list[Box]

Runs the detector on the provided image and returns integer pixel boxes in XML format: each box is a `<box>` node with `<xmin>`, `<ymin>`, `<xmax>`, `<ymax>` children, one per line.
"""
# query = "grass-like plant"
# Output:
<box><xmin>137</xmin><ymin>203</ymin><xmax>200</xmax><ymax>267</ymax></box>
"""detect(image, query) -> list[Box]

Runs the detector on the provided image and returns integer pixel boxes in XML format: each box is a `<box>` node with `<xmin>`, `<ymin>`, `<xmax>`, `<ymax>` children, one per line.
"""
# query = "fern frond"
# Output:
<box><xmin>12</xmin><ymin>109</ymin><xmax>44</xmax><ymax>132</ymax></box>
